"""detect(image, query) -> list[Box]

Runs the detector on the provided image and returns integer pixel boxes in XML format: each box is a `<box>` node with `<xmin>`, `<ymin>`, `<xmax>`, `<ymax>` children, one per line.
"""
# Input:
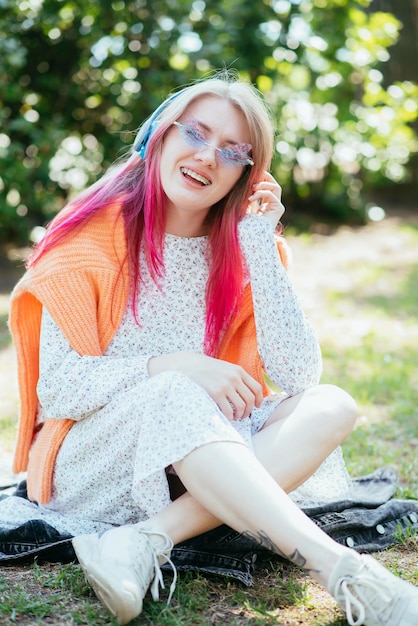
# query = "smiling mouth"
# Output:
<box><xmin>180</xmin><ymin>167</ymin><xmax>211</xmax><ymax>186</ymax></box>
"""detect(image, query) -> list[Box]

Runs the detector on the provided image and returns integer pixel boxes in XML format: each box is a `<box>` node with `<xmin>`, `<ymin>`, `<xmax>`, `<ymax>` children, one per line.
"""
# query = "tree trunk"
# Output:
<box><xmin>367</xmin><ymin>1</ymin><xmax>418</xmax><ymax>206</ymax></box>
<box><xmin>368</xmin><ymin>0</ymin><xmax>418</xmax><ymax>85</ymax></box>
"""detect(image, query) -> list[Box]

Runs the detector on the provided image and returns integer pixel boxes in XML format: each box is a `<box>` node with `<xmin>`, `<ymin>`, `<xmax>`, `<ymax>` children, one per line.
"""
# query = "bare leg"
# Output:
<box><xmin>253</xmin><ymin>383</ymin><xmax>358</xmax><ymax>492</ymax></box>
<box><xmin>71</xmin><ymin>441</ymin><xmax>344</xmax><ymax>626</ymax></box>
<box><xmin>172</xmin><ymin>441</ymin><xmax>347</xmax><ymax>587</ymax></box>
<box><xmin>142</xmin><ymin>383</ymin><xmax>357</xmax><ymax>549</ymax></box>
<box><xmin>74</xmin><ymin>385</ymin><xmax>418</xmax><ymax>626</ymax></box>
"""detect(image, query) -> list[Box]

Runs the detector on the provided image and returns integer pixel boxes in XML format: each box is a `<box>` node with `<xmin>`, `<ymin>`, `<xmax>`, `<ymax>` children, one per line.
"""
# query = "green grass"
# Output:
<box><xmin>0</xmin><ymin>313</ymin><xmax>10</xmax><ymax>350</ymax></box>
<box><xmin>317</xmin><ymin>223</ymin><xmax>418</xmax><ymax>498</ymax></box>
<box><xmin>0</xmin><ymin>217</ymin><xmax>418</xmax><ymax>625</ymax></box>
<box><xmin>0</xmin><ymin>293</ymin><xmax>19</xmax><ymax>449</ymax></box>
<box><xmin>1</xmin><ymin>548</ymin><xmax>416</xmax><ymax>625</ymax></box>
<box><xmin>322</xmin><ymin>334</ymin><xmax>418</xmax><ymax>497</ymax></box>
<box><xmin>0</xmin><ymin>563</ymin><xmax>115</xmax><ymax>625</ymax></box>
<box><xmin>0</xmin><ymin>559</ymin><xmax>356</xmax><ymax>625</ymax></box>
<box><xmin>0</xmin><ymin>416</ymin><xmax>17</xmax><ymax>450</ymax></box>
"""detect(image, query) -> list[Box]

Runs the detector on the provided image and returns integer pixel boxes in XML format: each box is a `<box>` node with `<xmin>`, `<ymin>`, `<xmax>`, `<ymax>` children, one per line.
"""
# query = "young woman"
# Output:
<box><xmin>7</xmin><ymin>74</ymin><xmax>418</xmax><ymax>625</ymax></box>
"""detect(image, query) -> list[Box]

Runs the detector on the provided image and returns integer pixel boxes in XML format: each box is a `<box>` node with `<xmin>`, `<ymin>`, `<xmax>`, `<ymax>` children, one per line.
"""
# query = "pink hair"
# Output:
<box><xmin>29</xmin><ymin>89</ymin><xmax>268</xmax><ymax>356</ymax></box>
<box><xmin>205</xmin><ymin>200</ymin><xmax>245</xmax><ymax>355</ymax></box>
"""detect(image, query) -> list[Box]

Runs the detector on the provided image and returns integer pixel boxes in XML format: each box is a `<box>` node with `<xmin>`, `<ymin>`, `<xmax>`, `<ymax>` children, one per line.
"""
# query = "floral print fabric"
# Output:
<box><xmin>0</xmin><ymin>217</ymin><xmax>351</xmax><ymax>535</ymax></box>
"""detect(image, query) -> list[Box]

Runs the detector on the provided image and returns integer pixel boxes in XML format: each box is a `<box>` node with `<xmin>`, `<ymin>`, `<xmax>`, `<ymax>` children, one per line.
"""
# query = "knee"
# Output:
<box><xmin>309</xmin><ymin>383</ymin><xmax>358</xmax><ymax>439</ymax></box>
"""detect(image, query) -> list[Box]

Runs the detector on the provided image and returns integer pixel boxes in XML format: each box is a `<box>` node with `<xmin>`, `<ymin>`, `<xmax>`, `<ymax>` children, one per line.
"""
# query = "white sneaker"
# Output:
<box><xmin>328</xmin><ymin>550</ymin><xmax>418</xmax><ymax>625</ymax></box>
<box><xmin>72</xmin><ymin>525</ymin><xmax>177</xmax><ymax>625</ymax></box>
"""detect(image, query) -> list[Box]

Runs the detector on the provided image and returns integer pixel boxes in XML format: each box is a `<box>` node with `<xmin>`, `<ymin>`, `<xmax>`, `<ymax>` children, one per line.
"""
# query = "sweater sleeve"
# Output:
<box><xmin>37</xmin><ymin>308</ymin><xmax>152</xmax><ymax>420</ymax></box>
<box><xmin>238</xmin><ymin>215</ymin><xmax>322</xmax><ymax>394</ymax></box>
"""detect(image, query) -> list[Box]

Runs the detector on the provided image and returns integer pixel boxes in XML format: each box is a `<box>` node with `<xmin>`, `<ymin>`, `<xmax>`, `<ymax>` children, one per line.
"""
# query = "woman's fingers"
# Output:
<box><xmin>223</xmin><ymin>372</ymin><xmax>263</xmax><ymax>421</ymax></box>
<box><xmin>247</xmin><ymin>171</ymin><xmax>285</xmax><ymax>229</ymax></box>
<box><xmin>212</xmin><ymin>377</ymin><xmax>260</xmax><ymax>421</ymax></box>
<box><xmin>217</xmin><ymin>396</ymin><xmax>240</xmax><ymax>421</ymax></box>
<box><xmin>224</xmin><ymin>391</ymin><xmax>247</xmax><ymax>421</ymax></box>
<box><xmin>148</xmin><ymin>351</ymin><xmax>263</xmax><ymax>422</ymax></box>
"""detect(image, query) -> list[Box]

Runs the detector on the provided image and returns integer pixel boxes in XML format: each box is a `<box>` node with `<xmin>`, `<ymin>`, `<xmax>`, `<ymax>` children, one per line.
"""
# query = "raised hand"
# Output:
<box><xmin>247</xmin><ymin>171</ymin><xmax>285</xmax><ymax>230</ymax></box>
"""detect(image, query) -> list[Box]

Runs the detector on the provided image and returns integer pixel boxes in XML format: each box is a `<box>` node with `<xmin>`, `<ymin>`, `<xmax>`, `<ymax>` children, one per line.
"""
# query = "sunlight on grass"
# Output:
<box><xmin>0</xmin><ymin>416</ymin><xmax>17</xmax><ymax>449</ymax></box>
<box><xmin>317</xmin><ymin>222</ymin><xmax>418</xmax><ymax>498</ymax></box>
<box><xmin>0</xmin><ymin>291</ymin><xmax>12</xmax><ymax>351</ymax></box>
<box><xmin>0</xmin><ymin>314</ymin><xmax>10</xmax><ymax>350</ymax></box>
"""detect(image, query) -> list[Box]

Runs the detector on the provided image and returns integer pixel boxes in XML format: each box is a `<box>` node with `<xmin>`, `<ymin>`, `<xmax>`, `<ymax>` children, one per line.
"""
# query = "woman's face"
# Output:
<box><xmin>160</xmin><ymin>95</ymin><xmax>252</xmax><ymax>235</ymax></box>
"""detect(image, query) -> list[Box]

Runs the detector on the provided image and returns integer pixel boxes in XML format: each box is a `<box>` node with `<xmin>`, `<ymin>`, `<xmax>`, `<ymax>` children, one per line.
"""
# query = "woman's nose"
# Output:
<box><xmin>194</xmin><ymin>142</ymin><xmax>218</xmax><ymax>166</ymax></box>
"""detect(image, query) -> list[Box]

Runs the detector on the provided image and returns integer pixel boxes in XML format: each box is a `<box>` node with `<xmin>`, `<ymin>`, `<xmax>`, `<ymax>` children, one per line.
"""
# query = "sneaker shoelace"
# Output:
<box><xmin>334</xmin><ymin>571</ymin><xmax>393</xmax><ymax>626</ymax></box>
<box><xmin>137</xmin><ymin>529</ymin><xmax>178</xmax><ymax>605</ymax></box>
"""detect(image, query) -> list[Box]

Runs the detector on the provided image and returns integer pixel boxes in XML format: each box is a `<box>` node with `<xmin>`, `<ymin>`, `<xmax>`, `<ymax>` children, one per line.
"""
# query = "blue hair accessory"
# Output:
<box><xmin>134</xmin><ymin>89</ymin><xmax>185</xmax><ymax>159</ymax></box>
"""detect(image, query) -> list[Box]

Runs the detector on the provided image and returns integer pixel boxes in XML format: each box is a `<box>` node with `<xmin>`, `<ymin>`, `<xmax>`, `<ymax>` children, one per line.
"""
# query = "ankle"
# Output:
<box><xmin>307</xmin><ymin>547</ymin><xmax>350</xmax><ymax>589</ymax></box>
<box><xmin>134</xmin><ymin>524</ymin><xmax>173</xmax><ymax>551</ymax></box>
<box><xmin>327</xmin><ymin>549</ymin><xmax>360</xmax><ymax>591</ymax></box>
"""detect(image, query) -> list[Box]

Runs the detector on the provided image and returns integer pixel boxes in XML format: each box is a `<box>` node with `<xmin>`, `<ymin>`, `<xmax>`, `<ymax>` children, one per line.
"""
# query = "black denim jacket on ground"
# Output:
<box><xmin>1</xmin><ymin>467</ymin><xmax>417</xmax><ymax>586</ymax></box>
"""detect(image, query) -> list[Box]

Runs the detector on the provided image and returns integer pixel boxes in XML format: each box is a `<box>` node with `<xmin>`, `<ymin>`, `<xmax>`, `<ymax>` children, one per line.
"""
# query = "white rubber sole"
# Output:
<box><xmin>72</xmin><ymin>533</ymin><xmax>142</xmax><ymax>626</ymax></box>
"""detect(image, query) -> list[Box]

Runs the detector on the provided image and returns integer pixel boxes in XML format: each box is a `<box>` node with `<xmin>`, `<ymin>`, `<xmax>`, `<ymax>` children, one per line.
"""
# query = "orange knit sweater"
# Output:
<box><xmin>9</xmin><ymin>205</ymin><xmax>289</xmax><ymax>504</ymax></box>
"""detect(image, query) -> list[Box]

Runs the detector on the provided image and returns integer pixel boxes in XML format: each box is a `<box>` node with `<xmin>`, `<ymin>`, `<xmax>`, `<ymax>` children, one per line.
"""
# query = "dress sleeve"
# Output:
<box><xmin>238</xmin><ymin>216</ymin><xmax>322</xmax><ymax>394</ymax></box>
<box><xmin>37</xmin><ymin>307</ymin><xmax>152</xmax><ymax>420</ymax></box>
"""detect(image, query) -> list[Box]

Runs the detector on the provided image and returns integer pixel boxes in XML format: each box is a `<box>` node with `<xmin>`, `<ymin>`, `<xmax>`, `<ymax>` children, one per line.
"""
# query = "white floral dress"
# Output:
<box><xmin>0</xmin><ymin>217</ymin><xmax>352</xmax><ymax>535</ymax></box>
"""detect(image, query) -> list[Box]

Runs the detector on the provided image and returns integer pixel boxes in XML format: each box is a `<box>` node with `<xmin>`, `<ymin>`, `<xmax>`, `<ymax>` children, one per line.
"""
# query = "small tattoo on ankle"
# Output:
<box><xmin>242</xmin><ymin>530</ymin><xmax>321</xmax><ymax>576</ymax></box>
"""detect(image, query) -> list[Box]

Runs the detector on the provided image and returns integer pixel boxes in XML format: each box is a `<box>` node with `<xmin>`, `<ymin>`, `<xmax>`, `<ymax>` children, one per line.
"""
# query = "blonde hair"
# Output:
<box><xmin>134</xmin><ymin>73</ymin><xmax>275</xmax><ymax>181</ymax></box>
<box><xmin>31</xmin><ymin>72</ymin><xmax>276</xmax><ymax>355</ymax></box>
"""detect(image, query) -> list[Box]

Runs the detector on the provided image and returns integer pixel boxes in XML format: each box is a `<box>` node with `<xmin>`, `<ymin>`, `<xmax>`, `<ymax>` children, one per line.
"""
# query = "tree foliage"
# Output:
<box><xmin>0</xmin><ymin>0</ymin><xmax>417</xmax><ymax>244</ymax></box>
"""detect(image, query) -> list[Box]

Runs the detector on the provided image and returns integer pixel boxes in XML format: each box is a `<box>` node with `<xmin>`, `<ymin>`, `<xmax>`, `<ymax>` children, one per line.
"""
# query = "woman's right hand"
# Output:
<box><xmin>148</xmin><ymin>351</ymin><xmax>263</xmax><ymax>421</ymax></box>
<box><xmin>247</xmin><ymin>171</ymin><xmax>285</xmax><ymax>230</ymax></box>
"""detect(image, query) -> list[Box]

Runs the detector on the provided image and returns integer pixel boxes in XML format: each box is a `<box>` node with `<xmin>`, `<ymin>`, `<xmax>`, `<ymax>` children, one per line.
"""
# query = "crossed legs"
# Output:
<box><xmin>73</xmin><ymin>383</ymin><xmax>418</xmax><ymax>626</ymax></box>
<box><xmin>138</xmin><ymin>383</ymin><xmax>358</xmax><ymax>585</ymax></box>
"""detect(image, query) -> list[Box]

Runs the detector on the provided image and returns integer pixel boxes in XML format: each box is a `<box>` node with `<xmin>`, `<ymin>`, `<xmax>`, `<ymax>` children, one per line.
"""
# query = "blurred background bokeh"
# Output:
<box><xmin>1</xmin><ymin>0</ymin><xmax>417</xmax><ymax>247</ymax></box>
